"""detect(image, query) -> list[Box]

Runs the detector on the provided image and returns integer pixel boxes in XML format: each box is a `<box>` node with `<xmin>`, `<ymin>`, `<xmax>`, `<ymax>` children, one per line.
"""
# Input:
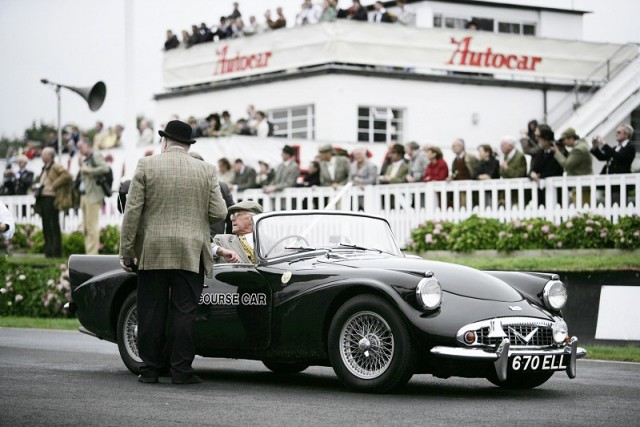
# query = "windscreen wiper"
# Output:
<box><xmin>338</xmin><ymin>243</ymin><xmax>382</xmax><ymax>253</ymax></box>
<box><xmin>284</xmin><ymin>246</ymin><xmax>317</xmax><ymax>252</ymax></box>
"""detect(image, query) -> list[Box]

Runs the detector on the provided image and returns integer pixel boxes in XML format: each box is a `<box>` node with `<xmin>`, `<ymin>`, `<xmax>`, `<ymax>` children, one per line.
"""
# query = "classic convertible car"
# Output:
<box><xmin>68</xmin><ymin>211</ymin><xmax>586</xmax><ymax>393</ymax></box>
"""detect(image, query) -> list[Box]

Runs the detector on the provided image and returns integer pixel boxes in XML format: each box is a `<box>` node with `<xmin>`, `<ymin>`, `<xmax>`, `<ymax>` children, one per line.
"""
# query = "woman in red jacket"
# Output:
<box><xmin>422</xmin><ymin>146</ymin><xmax>449</xmax><ymax>182</ymax></box>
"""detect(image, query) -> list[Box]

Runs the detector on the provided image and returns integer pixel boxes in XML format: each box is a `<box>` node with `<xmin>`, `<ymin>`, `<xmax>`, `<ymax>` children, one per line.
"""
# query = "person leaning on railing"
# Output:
<box><xmin>590</xmin><ymin>123</ymin><xmax>635</xmax><ymax>175</ymax></box>
<box><xmin>551</xmin><ymin>128</ymin><xmax>593</xmax><ymax>176</ymax></box>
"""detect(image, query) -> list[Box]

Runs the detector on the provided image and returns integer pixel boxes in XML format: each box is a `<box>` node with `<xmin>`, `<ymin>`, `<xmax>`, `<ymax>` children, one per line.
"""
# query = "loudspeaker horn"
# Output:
<box><xmin>61</xmin><ymin>81</ymin><xmax>107</xmax><ymax>112</ymax></box>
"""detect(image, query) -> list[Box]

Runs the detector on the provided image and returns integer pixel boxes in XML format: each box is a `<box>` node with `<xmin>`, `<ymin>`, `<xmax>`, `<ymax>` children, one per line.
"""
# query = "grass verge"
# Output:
<box><xmin>0</xmin><ymin>316</ymin><xmax>80</xmax><ymax>330</ymax></box>
<box><xmin>425</xmin><ymin>254</ymin><xmax>640</xmax><ymax>271</ymax></box>
<box><xmin>584</xmin><ymin>345</ymin><xmax>640</xmax><ymax>363</ymax></box>
<box><xmin>1</xmin><ymin>317</ymin><xmax>638</xmax><ymax>362</ymax></box>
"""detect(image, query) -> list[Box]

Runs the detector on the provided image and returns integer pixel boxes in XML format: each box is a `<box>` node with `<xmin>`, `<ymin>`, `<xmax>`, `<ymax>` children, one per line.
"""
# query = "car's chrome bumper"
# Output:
<box><xmin>430</xmin><ymin>336</ymin><xmax>587</xmax><ymax>382</ymax></box>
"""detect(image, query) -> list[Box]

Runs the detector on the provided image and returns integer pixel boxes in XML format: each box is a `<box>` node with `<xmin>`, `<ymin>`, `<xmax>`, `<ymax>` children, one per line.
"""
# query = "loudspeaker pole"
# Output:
<box><xmin>55</xmin><ymin>84</ymin><xmax>62</xmax><ymax>162</ymax></box>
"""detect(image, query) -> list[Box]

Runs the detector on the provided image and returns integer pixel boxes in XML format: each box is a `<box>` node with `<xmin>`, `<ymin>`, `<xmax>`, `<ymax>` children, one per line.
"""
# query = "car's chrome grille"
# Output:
<box><xmin>476</xmin><ymin>325</ymin><xmax>554</xmax><ymax>347</ymax></box>
<box><xmin>456</xmin><ymin>317</ymin><xmax>556</xmax><ymax>348</ymax></box>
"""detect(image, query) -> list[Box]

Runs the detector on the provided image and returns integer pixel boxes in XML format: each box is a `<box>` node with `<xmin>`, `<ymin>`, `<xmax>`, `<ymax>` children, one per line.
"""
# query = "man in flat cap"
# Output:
<box><xmin>318</xmin><ymin>144</ymin><xmax>350</xmax><ymax>188</ymax></box>
<box><xmin>551</xmin><ymin>127</ymin><xmax>592</xmax><ymax>176</ymax></box>
<box><xmin>212</xmin><ymin>200</ymin><xmax>263</xmax><ymax>263</ymax></box>
<box><xmin>120</xmin><ymin>119</ymin><xmax>227</xmax><ymax>385</ymax></box>
<box><xmin>263</xmin><ymin>145</ymin><xmax>300</xmax><ymax>194</ymax></box>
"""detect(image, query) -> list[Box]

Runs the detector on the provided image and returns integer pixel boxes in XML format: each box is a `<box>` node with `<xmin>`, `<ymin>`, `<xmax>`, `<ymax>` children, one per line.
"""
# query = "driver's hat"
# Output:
<box><xmin>228</xmin><ymin>200</ymin><xmax>263</xmax><ymax>215</ymax></box>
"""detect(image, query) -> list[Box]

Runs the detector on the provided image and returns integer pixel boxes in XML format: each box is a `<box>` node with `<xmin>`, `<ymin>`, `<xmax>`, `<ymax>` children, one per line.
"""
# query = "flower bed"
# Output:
<box><xmin>408</xmin><ymin>213</ymin><xmax>640</xmax><ymax>253</ymax></box>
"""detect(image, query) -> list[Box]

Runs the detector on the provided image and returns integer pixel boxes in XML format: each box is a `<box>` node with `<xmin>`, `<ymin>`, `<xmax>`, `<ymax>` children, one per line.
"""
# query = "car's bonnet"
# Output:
<box><xmin>321</xmin><ymin>256</ymin><xmax>523</xmax><ymax>302</ymax></box>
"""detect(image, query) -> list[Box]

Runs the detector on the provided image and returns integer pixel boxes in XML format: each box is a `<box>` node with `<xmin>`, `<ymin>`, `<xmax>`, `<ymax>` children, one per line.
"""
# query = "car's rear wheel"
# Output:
<box><xmin>486</xmin><ymin>369</ymin><xmax>554</xmax><ymax>389</ymax></box>
<box><xmin>117</xmin><ymin>292</ymin><xmax>143</xmax><ymax>375</ymax></box>
<box><xmin>328</xmin><ymin>294</ymin><xmax>415</xmax><ymax>393</ymax></box>
<box><xmin>262</xmin><ymin>360</ymin><xmax>309</xmax><ymax>374</ymax></box>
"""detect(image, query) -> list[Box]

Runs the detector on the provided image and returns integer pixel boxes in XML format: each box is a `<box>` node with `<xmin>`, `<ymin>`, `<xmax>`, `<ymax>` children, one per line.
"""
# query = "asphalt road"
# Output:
<box><xmin>1</xmin><ymin>328</ymin><xmax>639</xmax><ymax>427</ymax></box>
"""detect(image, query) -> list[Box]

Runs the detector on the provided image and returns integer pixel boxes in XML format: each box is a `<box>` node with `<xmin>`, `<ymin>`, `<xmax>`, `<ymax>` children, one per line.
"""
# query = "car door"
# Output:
<box><xmin>195</xmin><ymin>263</ymin><xmax>272</xmax><ymax>351</ymax></box>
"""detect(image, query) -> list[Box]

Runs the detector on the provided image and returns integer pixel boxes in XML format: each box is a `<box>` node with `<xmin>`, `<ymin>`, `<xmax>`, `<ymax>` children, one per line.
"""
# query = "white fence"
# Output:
<box><xmin>2</xmin><ymin>174</ymin><xmax>638</xmax><ymax>247</ymax></box>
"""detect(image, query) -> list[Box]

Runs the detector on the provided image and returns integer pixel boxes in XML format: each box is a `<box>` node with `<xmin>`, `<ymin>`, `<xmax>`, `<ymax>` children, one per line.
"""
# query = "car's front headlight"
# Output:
<box><xmin>416</xmin><ymin>272</ymin><xmax>442</xmax><ymax>311</ymax></box>
<box><xmin>542</xmin><ymin>278</ymin><xmax>567</xmax><ymax>311</ymax></box>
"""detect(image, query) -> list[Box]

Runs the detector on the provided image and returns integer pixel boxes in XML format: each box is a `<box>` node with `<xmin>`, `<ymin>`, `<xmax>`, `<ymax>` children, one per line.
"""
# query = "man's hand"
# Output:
<box><xmin>530</xmin><ymin>171</ymin><xmax>540</xmax><ymax>182</ymax></box>
<box><xmin>219</xmin><ymin>248</ymin><xmax>241</xmax><ymax>263</ymax></box>
<box><xmin>119</xmin><ymin>257</ymin><xmax>138</xmax><ymax>272</ymax></box>
<box><xmin>263</xmin><ymin>185</ymin><xmax>275</xmax><ymax>194</ymax></box>
<box><xmin>80</xmin><ymin>165</ymin><xmax>90</xmax><ymax>174</ymax></box>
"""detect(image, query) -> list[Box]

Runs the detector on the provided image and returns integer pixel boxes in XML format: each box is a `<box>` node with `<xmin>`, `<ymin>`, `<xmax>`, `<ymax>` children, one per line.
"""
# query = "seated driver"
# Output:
<box><xmin>212</xmin><ymin>201</ymin><xmax>263</xmax><ymax>264</ymax></box>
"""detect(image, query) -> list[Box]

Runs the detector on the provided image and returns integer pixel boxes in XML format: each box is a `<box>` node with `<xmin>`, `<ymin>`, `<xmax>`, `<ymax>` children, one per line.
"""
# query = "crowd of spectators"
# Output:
<box><xmin>186</xmin><ymin>104</ymin><xmax>274</xmax><ymax>139</ymax></box>
<box><xmin>163</xmin><ymin>1</ymin><xmax>418</xmax><ymax>51</ymax></box>
<box><xmin>189</xmin><ymin>120</ymin><xmax>636</xmax><ymax>204</ymax></box>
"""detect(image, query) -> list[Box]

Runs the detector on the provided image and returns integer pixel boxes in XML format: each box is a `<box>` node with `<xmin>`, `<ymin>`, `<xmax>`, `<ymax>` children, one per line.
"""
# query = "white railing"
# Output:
<box><xmin>2</xmin><ymin>174</ymin><xmax>638</xmax><ymax>246</ymax></box>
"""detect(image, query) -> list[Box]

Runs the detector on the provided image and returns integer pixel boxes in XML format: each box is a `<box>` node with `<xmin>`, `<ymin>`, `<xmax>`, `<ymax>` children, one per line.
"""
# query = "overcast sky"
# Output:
<box><xmin>0</xmin><ymin>0</ymin><xmax>638</xmax><ymax>142</ymax></box>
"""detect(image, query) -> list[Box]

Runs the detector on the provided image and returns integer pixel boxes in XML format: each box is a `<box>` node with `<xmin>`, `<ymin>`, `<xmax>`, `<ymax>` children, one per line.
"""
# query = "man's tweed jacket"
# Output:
<box><xmin>119</xmin><ymin>148</ymin><xmax>227</xmax><ymax>276</ymax></box>
<box><xmin>212</xmin><ymin>234</ymin><xmax>252</xmax><ymax>264</ymax></box>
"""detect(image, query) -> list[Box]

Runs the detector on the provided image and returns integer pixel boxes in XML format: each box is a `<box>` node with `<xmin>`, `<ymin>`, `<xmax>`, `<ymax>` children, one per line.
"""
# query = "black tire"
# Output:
<box><xmin>262</xmin><ymin>360</ymin><xmax>309</xmax><ymax>374</ymax></box>
<box><xmin>486</xmin><ymin>369</ymin><xmax>554</xmax><ymax>389</ymax></box>
<box><xmin>328</xmin><ymin>294</ymin><xmax>415</xmax><ymax>393</ymax></box>
<box><xmin>117</xmin><ymin>292</ymin><xmax>143</xmax><ymax>375</ymax></box>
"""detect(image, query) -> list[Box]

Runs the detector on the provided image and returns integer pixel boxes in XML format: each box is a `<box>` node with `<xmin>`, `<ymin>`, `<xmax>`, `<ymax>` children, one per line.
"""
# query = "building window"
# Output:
<box><xmin>357</xmin><ymin>107</ymin><xmax>404</xmax><ymax>144</ymax></box>
<box><xmin>268</xmin><ymin>105</ymin><xmax>315</xmax><ymax>139</ymax></box>
<box><xmin>498</xmin><ymin>21</ymin><xmax>536</xmax><ymax>36</ymax></box>
<box><xmin>434</xmin><ymin>14</ymin><xmax>535</xmax><ymax>36</ymax></box>
<box><xmin>434</xmin><ymin>14</ymin><xmax>494</xmax><ymax>31</ymax></box>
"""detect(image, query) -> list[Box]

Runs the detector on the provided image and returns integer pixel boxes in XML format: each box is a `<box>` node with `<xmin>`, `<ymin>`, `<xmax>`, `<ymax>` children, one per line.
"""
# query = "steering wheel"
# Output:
<box><xmin>263</xmin><ymin>235</ymin><xmax>310</xmax><ymax>258</ymax></box>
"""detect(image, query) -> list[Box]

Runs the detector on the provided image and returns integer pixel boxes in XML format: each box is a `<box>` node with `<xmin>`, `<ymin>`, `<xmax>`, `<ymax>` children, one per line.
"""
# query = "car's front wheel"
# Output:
<box><xmin>117</xmin><ymin>292</ymin><xmax>143</xmax><ymax>375</ymax></box>
<box><xmin>486</xmin><ymin>370</ymin><xmax>554</xmax><ymax>389</ymax></box>
<box><xmin>328</xmin><ymin>294</ymin><xmax>415</xmax><ymax>393</ymax></box>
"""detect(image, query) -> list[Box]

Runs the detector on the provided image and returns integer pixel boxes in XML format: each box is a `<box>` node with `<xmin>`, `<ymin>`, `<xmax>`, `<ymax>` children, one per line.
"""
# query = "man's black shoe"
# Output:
<box><xmin>138</xmin><ymin>371</ymin><xmax>159</xmax><ymax>383</ymax></box>
<box><xmin>172</xmin><ymin>374</ymin><xmax>202</xmax><ymax>385</ymax></box>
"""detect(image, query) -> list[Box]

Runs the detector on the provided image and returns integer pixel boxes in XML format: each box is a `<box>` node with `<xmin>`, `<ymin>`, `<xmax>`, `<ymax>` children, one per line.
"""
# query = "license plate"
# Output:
<box><xmin>511</xmin><ymin>354</ymin><xmax>567</xmax><ymax>371</ymax></box>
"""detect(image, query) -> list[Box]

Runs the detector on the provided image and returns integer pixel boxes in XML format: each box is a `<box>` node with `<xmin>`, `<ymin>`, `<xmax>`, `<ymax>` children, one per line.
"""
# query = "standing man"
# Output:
<box><xmin>404</xmin><ymin>141</ymin><xmax>428</xmax><ymax>183</ymax></box>
<box><xmin>318</xmin><ymin>144</ymin><xmax>350</xmax><ymax>188</ymax></box>
<box><xmin>379</xmin><ymin>143</ymin><xmax>408</xmax><ymax>184</ymax></box>
<box><xmin>37</xmin><ymin>147</ymin><xmax>72</xmax><ymax>258</ymax></box>
<box><xmin>449</xmin><ymin>138</ymin><xmax>478</xmax><ymax>181</ymax></box>
<box><xmin>232</xmin><ymin>159</ymin><xmax>257</xmax><ymax>191</ymax></box>
<box><xmin>553</xmin><ymin>127</ymin><xmax>593</xmax><ymax>205</ymax></box>
<box><xmin>263</xmin><ymin>145</ymin><xmax>300</xmax><ymax>194</ymax></box>
<box><xmin>14</xmin><ymin>156</ymin><xmax>34</xmax><ymax>195</ymax></box>
<box><xmin>119</xmin><ymin>120</ymin><xmax>227</xmax><ymax>385</ymax></box>
<box><xmin>499</xmin><ymin>136</ymin><xmax>527</xmax><ymax>178</ymax></box>
<box><xmin>552</xmin><ymin>128</ymin><xmax>592</xmax><ymax>176</ymax></box>
<box><xmin>77</xmin><ymin>140</ymin><xmax>109</xmax><ymax>255</ymax></box>
<box><xmin>590</xmin><ymin>123</ymin><xmax>635</xmax><ymax>174</ymax></box>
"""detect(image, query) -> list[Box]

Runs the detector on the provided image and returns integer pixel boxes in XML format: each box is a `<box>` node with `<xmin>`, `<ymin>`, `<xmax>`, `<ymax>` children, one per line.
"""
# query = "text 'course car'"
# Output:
<box><xmin>68</xmin><ymin>211</ymin><xmax>586</xmax><ymax>393</ymax></box>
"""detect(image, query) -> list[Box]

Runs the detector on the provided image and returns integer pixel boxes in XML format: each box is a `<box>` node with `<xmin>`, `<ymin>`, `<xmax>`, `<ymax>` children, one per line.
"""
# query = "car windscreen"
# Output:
<box><xmin>256</xmin><ymin>213</ymin><xmax>401</xmax><ymax>259</ymax></box>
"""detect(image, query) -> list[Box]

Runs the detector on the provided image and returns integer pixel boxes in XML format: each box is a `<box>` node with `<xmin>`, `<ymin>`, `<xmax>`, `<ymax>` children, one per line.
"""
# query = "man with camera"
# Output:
<box><xmin>590</xmin><ymin>124</ymin><xmax>635</xmax><ymax>174</ymax></box>
<box><xmin>77</xmin><ymin>139</ymin><xmax>110</xmax><ymax>255</ymax></box>
<box><xmin>551</xmin><ymin>128</ymin><xmax>592</xmax><ymax>176</ymax></box>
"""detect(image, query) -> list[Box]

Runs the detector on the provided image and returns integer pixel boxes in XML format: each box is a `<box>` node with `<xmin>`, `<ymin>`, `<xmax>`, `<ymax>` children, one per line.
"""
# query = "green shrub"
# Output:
<box><xmin>408</xmin><ymin>219</ymin><xmax>454</xmax><ymax>252</ymax></box>
<box><xmin>496</xmin><ymin>218</ymin><xmax>559</xmax><ymax>252</ymax></box>
<box><xmin>448</xmin><ymin>215</ymin><xmax>502</xmax><ymax>252</ymax></box>
<box><xmin>409</xmin><ymin>213</ymin><xmax>639</xmax><ymax>253</ymax></box>
<box><xmin>0</xmin><ymin>261</ymin><xmax>69</xmax><ymax>317</ymax></box>
<box><xmin>62</xmin><ymin>232</ymin><xmax>85</xmax><ymax>257</ymax></box>
<box><xmin>557</xmin><ymin>213</ymin><xmax>614</xmax><ymax>249</ymax></box>
<box><xmin>612</xmin><ymin>215</ymin><xmax>640</xmax><ymax>250</ymax></box>
<box><xmin>99</xmin><ymin>225</ymin><xmax>120</xmax><ymax>254</ymax></box>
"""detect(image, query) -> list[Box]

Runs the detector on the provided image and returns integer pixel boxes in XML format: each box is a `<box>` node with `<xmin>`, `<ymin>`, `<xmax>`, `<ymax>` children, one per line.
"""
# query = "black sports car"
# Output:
<box><xmin>68</xmin><ymin>211</ymin><xmax>586</xmax><ymax>392</ymax></box>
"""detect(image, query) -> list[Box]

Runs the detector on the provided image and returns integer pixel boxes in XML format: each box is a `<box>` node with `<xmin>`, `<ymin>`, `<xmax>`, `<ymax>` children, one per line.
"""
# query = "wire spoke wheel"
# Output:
<box><xmin>340</xmin><ymin>311</ymin><xmax>394</xmax><ymax>379</ymax></box>
<box><xmin>117</xmin><ymin>292</ymin><xmax>144</xmax><ymax>374</ymax></box>
<box><xmin>123</xmin><ymin>303</ymin><xmax>141</xmax><ymax>363</ymax></box>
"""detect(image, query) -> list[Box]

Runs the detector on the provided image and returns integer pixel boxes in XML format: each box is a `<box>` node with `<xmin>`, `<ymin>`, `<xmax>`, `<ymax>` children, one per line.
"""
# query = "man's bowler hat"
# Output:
<box><xmin>158</xmin><ymin>120</ymin><xmax>196</xmax><ymax>144</ymax></box>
